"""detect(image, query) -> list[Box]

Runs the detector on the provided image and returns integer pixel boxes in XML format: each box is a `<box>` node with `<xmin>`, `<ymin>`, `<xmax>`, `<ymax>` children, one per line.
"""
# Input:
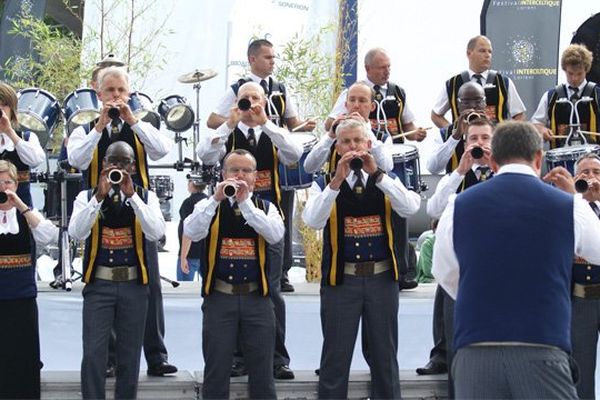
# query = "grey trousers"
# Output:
<box><xmin>142</xmin><ymin>240</ymin><xmax>169</xmax><ymax>367</ymax></box>
<box><xmin>234</xmin><ymin>238</ymin><xmax>290</xmax><ymax>367</ymax></box>
<box><xmin>280</xmin><ymin>189</ymin><xmax>294</xmax><ymax>278</ymax></box>
<box><xmin>202</xmin><ymin>291</ymin><xmax>276</xmax><ymax>399</ymax></box>
<box><xmin>81</xmin><ymin>280</ymin><xmax>149</xmax><ymax>400</ymax></box>
<box><xmin>427</xmin><ymin>285</ymin><xmax>449</xmax><ymax>366</ymax></box>
<box><xmin>319</xmin><ymin>270</ymin><xmax>401</xmax><ymax>400</ymax></box>
<box><xmin>453</xmin><ymin>345</ymin><xmax>578</xmax><ymax>399</ymax></box>
<box><xmin>571</xmin><ymin>296</ymin><xmax>600</xmax><ymax>399</ymax></box>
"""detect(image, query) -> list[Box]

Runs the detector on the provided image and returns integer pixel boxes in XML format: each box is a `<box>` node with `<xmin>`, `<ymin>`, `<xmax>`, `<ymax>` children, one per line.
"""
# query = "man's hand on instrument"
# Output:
<box><xmin>543</xmin><ymin>166</ymin><xmax>575</xmax><ymax>194</ymax></box>
<box><xmin>357</xmin><ymin>150</ymin><xmax>377</xmax><ymax>174</ymax></box>
<box><xmin>114</xmin><ymin>99</ymin><xmax>137</xmax><ymax>126</ymax></box>
<box><xmin>405</xmin><ymin>127</ymin><xmax>427</xmax><ymax>142</ymax></box>
<box><xmin>95</xmin><ymin>167</ymin><xmax>113</xmax><ymax>202</ymax></box>
<box><xmin>119</xmin><ymin>170</ymin><xmax>135</xmax><ymax>198</ymax></box>
<box><xmin>329</xmin><ymin>152</ymin><xmax>354</xmax><ymax>190</ymax></box>
<box><xmin>456</xmin><ymin>144</ymin><xmax>476</xmax><ymax>176</ymax></box>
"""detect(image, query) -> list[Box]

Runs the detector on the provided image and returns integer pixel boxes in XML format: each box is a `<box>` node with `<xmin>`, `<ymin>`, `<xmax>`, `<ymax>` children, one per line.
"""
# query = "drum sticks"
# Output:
<box><xmin>391</xmin><ymin>127</ymin><xmax>432</xmax><ymax>140</ymax></box>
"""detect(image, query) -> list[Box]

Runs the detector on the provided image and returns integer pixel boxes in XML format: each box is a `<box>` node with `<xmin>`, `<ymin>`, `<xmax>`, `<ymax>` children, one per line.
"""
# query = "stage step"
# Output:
<box><xmin>41</xmin><ymin>370</ymin><xmax>448</xmax><ymax>399</ymax></box>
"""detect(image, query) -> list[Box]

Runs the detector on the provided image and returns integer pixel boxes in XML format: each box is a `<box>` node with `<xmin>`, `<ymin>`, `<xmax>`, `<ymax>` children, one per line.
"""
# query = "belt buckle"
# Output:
<box><xmin>584</xmin><ymin>284</ymin><xmax>600</xmax><ymax>299</ymax></box>
<box><xmin>231</xmin><ymin>283</ymin><xmax>250</xmax><ymax>295</ymax></box>
<box><xmin>111</xmin><ymin>267</ymin><xmax>129</xmax><ymax>281</ymax></box>
<box><xmin>354</xmin><ymin>262</ymin><xmax>375</xmax><ymax>277</ymax></box>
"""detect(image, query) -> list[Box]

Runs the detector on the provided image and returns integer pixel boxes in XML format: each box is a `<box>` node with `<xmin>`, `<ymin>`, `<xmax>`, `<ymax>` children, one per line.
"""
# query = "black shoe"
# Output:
<box><xmin>416</xmin><ymin>361</ymin><xmax>447</xmax><ymax>375</ymax></box>
<box><xmin>147</xmin><ymin>361</ymin><xmax>178</xmax><ymax>376</ymax></box>
<box><xmin>230</xmin><ymin>361</ymin><xmax>248</xmax><ymax>377</ymax></box>
<box><xmin>281</xmin><ymin>278</ymin><xmax>295</xmax><ymax>293</ymax></box>
<box><xmin>399</xmin><ymin>278</ymin><xmax>418</xmax><ymax>291</ymax></box>
<box><xmin>274</xmin><ymin>364</ymin><xmax>295</xmax><ymax>379</ymax></box>
<box><xmin>314</xmin><ymin>368</ymin><xmax>320</xmax><ymax>375</ymax></box>
<box><xmin>105</xmin><ymin>364</ymin><xmax>116</xmax><ymax>378</ymax></box>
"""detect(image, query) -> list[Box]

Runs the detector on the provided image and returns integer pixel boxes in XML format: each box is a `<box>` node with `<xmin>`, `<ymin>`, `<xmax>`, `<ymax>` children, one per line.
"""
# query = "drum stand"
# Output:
<box><xmin>49</xmin><ymin>168</ymin><xmax>83</xmax><ymax>291</ymax></box>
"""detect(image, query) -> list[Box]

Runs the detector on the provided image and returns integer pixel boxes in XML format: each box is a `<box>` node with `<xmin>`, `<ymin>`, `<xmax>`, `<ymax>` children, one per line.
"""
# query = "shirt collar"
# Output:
<box><xmin>496</xmin><ymin>163</ymin><xmax>538</xmax><ymax>177</ymax></box>
<box><xmin>238</xmin><ymin>121</ymin><xmax>261</xmax><ymax>136</ymax></box>
<box><xmin>468</xmin><ymin>69</ymin><xmax>489</xmax><ymax>80</ymax></box>
<box><xmin>364</xmin><ymin>78</ymin><xmax>388</xmax><ymax>91</ymax></box>
<box><xmin>249</xmin><ymin>73</ymin><xmax>271</xmax><ymax>84</ymax></box>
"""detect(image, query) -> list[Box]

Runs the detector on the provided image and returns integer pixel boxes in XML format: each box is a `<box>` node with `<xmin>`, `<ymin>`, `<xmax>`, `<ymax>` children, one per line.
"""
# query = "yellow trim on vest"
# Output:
<box><xmin>272</xmin><ymin>146</ymin><xmax>281</xmax><ymax>207</ymax></box>
<box><xmin>550</xmin><ymin>99</ymin><xmax>558</xmax><ymax>149</ymax></box>
<box><xmin>258</xmin><ymin>235</ymin><xmax>268</xmax><ymax>296</ymax></box>
<box><xmin>496</xmin><ymin>76</ymin><xmax>506</xmax><ymax>122</ymax></box>
<box><xmin>327</xmin><ymin>149</ymin><xmax>338</xmax><ymax>174</ymax></box>
<box><xmin>396</xmin><ymin>94</ymin><xmax>404</xmax><ymax>135</ymax></box>
<box><xmin>134</xmin><ymin>135</ymin><xmax>149</xmax><ymax>188</ymax></box>
<box><xmin>84</xmin><ymin>215</ymin><xmax>101</xmax><ymax>282</ymax></box>
<box><xmin>134</xmin><ymin>218</ymin><xmax>148</xmax><ymax>284</ymax></box>
<box><xmin>450</xmin><ymin>77</ymin><xmax>459</xmax><ymax>121</ymax></box>
<box><xmin>90</xmin><ymin>149</ymin><xmax>100</xmax><ymax>188</ymax></box>
<box><xmin>328</xmin><ymin>204</ymin><xmax>339</xmax><ymax>286</ymax></box>
<box><xmin>384</xmin><ymin>197</ymin><xmax>399</xmax><ymax>280</ymax></box>
<box><xmin>589</xmin><ymin>103</ymin><xmax>597</xmax><ymax>143</ymax></box>
<box><xmin>205</xmin><ymin>206</ymin><xmax>221</xmax><ymax>295</ymax></box>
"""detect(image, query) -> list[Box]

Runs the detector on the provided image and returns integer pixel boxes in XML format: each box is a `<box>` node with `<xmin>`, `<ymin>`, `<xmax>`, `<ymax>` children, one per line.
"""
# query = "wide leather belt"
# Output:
<box><xmin>344</xmin><ymin>259</ymin><xmax>391</xmax><ymax>277</ymax></box>
<box><xmin>573</xmin><ymin>283</ymin><xmax>600</xmax><ymax>299</ymax></box>
<box><xmin>214</xmin><ymin>279</ymin><xmax>259</xmax><ymax>295</ymax></box>
<box><xmin>95</xmin><ymin>265</ymin><xmax>138</xmax><ymax>282</ymax></box>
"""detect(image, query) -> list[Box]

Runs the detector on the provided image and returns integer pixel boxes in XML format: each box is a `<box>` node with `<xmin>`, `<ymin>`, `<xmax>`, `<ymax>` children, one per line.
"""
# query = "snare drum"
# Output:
<box><xmin>158</xmin><ymin>95</ymin><xmax>194</xmax><ymax>131</ymax></box>
<box><xmin>545</xmin><ymin>144</ymin><xmax>600</xmax><ymax>175</ymax></box>
<box><xmin>128</xmin><ymin>91</ymin><xmax>160</xmax><ymax>129</ymax></box>
<box><xmin>149</xmin><ymin>175</ymin><xmax>174</xmax><ymax>200</ymax></box>
<box><xmin>390</xmin><ymin>144</ymin><xmax>422</xmax><ymax>192</ymax></box>
<box><xmin>279</xmin><ymin>133</ymin><xmax>317</xmax><ymax>189</ymax></box>
<box><xmin>17</xmin><ymin>88</ymin><xmax>61</xmax><ymax>146</ymax></box>
<box><xmin>63</xmin><ymin>88</ymin><xmax>100</xmax><ymax>134</ymax></box>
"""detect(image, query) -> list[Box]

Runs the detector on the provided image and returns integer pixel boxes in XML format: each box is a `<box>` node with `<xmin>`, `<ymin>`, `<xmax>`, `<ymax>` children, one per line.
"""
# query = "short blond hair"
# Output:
<box><xmin>0</xmin><ymin>160</ymin><xmax>18</xmax><ymax>182</ymax></box>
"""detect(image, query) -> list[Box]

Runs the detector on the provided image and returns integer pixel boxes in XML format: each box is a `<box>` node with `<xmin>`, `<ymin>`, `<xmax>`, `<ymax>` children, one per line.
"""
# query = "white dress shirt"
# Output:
<box><xmin>198</xmin><ymin>120</ymin><xmax>303</xmax><ymax>166</ymax></box>
<box><xmin>531</xmin><ymin>81</ymin><xmax>588</xmax><ymax>126</ymax></box>
<box><xmin>328</xmin><ymin>79</ymin><xmax>417</xmax><ymax>124</ymax></box>
<box><xmin>68</xmin><ymin>189</ymin><xmax>166</xmax><ymax>242</ymax></box>
<box><xmin>303</xmin><ymin>130</ymin><xmax>394</xmax><ymax>174</ymax></box>
<box><xmin>0</xmin><ymin>208</ymin><xmax>58</xmax><ymax>245</ymax></box>
<box><xmin>432</xmin><ymin>69</ymin><xmax>526</xmax><ymax>117</ymax></box>
<box><xmin>213</xmin><ymin>73</ymin><xmax>298</xmax><ymax>119</ymax></box>
<box><xmin>302</xmin><ymin>170</ymin><xmax>421</xmax><ymax>229</ymax></box>
<box><xmin>432</xmin><ymin>163</ymin><xmax>600</xmax><ymax>299</ymax></box>
<box><xmin>427</xmin><ymin>164</ymin><xmax>489</xmax><ymax>218</ymax></box>
<box><xmin>0</xmin><ymin>131</ymin><xmax>45</xmax><ymax>167</ymax></box>
<box><xmin>67</xmin><ymin>120</ymin><xmax>172</xmax><ymax>170</ymax></box>
<box><xmin>426</xmin><ymin>130</ymin><xmax>461</xmax><ymax>174</ymax></box>
<box><xmin>183</xmin><ymin>194</ymin><xmax>285</xmax><ymax>245</ymax></box>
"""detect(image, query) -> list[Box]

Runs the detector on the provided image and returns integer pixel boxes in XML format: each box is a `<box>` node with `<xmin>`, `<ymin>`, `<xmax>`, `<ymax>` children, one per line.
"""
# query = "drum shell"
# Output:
<box><xmin>157</xmin><ymin>95</ymin><xmax>194</xmax><ymax>131</ymax></box>
<box><xmin>63</xmin><ymin>88</ymin><xmax>100</xmax><ymax>134</ymax></box>
<box><xmin>390</xmin><ymin>143</ymin><xmax>422</xmax><ymax>192</ymax></box>
<box><xmin>278</xmin><ymin>133</ymin><xmax>317</xmax><ymax>189</ymax></box>
<box><xmin>128</xmin><ymin>91</ymin><xmax>161</xmax><ymax>129</ymax></box>
<box><xmin>545</xmin><ymin>144</ymin><xmax>600</xmax><ymax>175</ymax></box>
<box><xmin>17</xmin><ymin>88</ymin><xmax>62</xmax><ymax>146</ymax></box>
<box><xmin>149</xmin><ymin>175</ymin><xmax>174</xmax><ymax>199</ymax></box>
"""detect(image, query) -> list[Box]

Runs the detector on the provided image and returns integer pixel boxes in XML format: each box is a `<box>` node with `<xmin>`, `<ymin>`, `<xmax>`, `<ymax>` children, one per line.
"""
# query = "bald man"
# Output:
<box><xmin>69</xmin><ymin>141</ymin><xmax>166</xmax><ymax>399</ymax></box>
<box><xmin>325</xmin><ymin>48</ymin><xmax>427</xmax><ymax>143</ymax></box>
<box><xmin>431</xmin><ymin>35</ymin><xmax>525</xmax><ymax>130</ymax></box>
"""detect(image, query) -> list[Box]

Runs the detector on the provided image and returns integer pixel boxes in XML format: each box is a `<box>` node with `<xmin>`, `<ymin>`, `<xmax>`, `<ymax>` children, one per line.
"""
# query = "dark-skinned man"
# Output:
<box><xmin>67</xmin><ymin>67</ymin><xmax>177</xmax><ymax>377</ymax></box>
<box><xmin>69</xmin><ymin>141</ymin><xmax>165</xmax><ymax>400</ymax></box>
<box><xmin>184</xmin><ymin>149</ymin><xmax>283</xmax><ymax>399</ymax></box>
<box><xmin>303</xmin><ymin>118</ymin><xmax>421</xmax><ymax>399</ymax></box>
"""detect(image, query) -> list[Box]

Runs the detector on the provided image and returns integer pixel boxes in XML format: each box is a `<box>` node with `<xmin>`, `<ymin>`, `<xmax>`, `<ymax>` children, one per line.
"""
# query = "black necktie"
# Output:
<box><xmin>473</xmin><ymin>74</ymin><xmax>484</xmax><ymax>86</ymax></box>
<box><xmin>590</xmin><ymin>202</ymin><xmax>600</xmax><ymax>219</ymax></box>
<box><xmin>373</xmin><ymin>84</ymin><xmax>384</xmax><ymax>102</ymax></box>
<box><xmin>353</xmin><ymin>171</ymin><xmax>365</xmax><ymax>195</ymax></box>
<box><xmin>260</xmin><ymin>79</ymin><xmax>269</xmax><ymax>95</ymax></box>
<box><xmin>477</xmin><ymin>166</ymin><xmax>490</xmax><ymax>182</ymax></box>
<box><xmin>110</xmin><ymin>120</ymin><xmax>120</xmax><ymax>142</ymax></box>
<box><xmin>247</xmin><ymin>128</ymin><xmax>256</xmax><ymax>149</ymax></box>
<box><xmin>232</xmin><ymin>201</ymin><xmax>241</xmax><ymax>217</ymax></box>
<box><xmin>569</xmin><ymin>86</ymin><xmax>580</xmax><ymax>102</ymax></box>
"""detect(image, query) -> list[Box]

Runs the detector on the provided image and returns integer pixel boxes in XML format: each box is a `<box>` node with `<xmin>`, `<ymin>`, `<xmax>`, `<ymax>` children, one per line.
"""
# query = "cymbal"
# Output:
<box><xmin>96</xmin><ymin>53</ymin><xmax>127</xmax><ymax>68</ymax></box>
<box><xmin>178</xmin><ymin>69</ymin><xmax>218</xmax><ymax>83</ymax></box>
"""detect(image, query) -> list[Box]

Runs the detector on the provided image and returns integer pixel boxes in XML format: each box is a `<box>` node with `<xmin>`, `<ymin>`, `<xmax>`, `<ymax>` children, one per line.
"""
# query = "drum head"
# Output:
<box><xmin>158</xmin><ymin>95</ymin><xmax>194</xmax><ymax>131</ymax></box>
<box><xmin>391</xmin><ymin>143</ymin><xmax>419</xmax><ymax>161</ymax></box>
<box><xmin>545</xmin><ymin>144</ymin><xmax>600</xmax><ymax>162</ymax></box>
<box><xmin>17</xmin><ymin>88</ymin><xmax>61</xmax><ymax>147</ymax></box>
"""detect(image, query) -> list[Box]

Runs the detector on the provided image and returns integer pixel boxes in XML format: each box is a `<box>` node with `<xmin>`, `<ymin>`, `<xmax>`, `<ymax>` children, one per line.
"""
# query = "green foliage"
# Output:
<box><xmin>275</xmin><ymin>24</ymin><xmax>347</xmax><ymax>126</ymax></box>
